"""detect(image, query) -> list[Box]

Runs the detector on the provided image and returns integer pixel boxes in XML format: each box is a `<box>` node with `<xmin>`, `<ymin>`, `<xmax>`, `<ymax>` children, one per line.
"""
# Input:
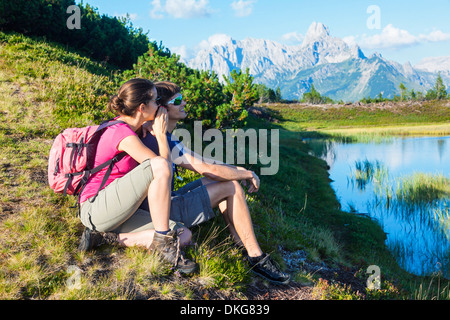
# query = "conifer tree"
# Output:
<box><xmin>434</xmin><ymin>73</ymin><xmax>447</xmax><ymax>100</ymax></box>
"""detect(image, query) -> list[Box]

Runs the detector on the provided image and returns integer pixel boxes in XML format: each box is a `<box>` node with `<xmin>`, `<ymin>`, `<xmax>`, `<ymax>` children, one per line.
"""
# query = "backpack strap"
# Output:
<box><xmin>87</xmin><ymin>152</ymin><xmax>127</xmax><ymax>203</ymax></box>
<box><xmin>69</xmin><ymin>119</ymin><xmax>128</xmax><ymax>209</ymax></box>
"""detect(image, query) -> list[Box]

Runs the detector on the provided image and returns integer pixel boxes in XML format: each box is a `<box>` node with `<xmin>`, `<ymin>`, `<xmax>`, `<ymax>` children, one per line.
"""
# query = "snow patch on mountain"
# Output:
<box><xmin>186</xmin><ymin>22</ymin><xmax>449</xmax><ymax>101</ymax></box>
<box><xmin>415</xmin><ymin>56</ymin><xmax>450</xmax><ymax>73</ymax></box>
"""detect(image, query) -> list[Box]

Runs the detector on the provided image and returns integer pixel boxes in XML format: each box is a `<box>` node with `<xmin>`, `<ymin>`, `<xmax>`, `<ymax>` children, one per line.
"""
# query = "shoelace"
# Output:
<box><xmin>260</xmin><ymin>254</ymin><xmax>284</xmax><ymax>275</ymax></box>
<box><xmin>167</xmin><ymin>230</ymin><xmax>185</xmax><ymax>268</ymax></box>
<box><xmin>175</xmin><ymin>229</ymin><xmax>191</xmax><ymax>267</ymax></box>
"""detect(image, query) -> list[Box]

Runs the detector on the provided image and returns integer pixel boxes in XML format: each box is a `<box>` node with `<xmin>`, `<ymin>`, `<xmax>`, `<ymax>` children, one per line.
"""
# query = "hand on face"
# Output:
<box><xmin>149</xmin><ymin>106</ymin><xmax>168</xmax><ymax>138</ymax></box>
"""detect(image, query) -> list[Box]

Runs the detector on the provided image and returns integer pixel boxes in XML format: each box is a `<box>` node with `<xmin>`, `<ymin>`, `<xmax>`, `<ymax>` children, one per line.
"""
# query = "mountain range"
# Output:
<box><xmin>185</xmin><ymin>22</ymin><xmax>450</xmax><ymax>102</ymax></box>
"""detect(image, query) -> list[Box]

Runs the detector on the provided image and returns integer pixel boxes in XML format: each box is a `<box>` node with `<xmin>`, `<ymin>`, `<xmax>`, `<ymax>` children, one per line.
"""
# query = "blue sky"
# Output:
<box><xmin>79</xmin><ymin>0</ymin><xmax>450</xmax><ymax>65</ymax></box>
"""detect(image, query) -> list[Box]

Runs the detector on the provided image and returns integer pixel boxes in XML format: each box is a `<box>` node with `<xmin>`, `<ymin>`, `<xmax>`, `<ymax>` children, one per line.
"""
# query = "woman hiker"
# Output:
<box><xmin>77</xmin><ymin>78</ymin><xmax>196</xmax><ymax>275</ymax></box>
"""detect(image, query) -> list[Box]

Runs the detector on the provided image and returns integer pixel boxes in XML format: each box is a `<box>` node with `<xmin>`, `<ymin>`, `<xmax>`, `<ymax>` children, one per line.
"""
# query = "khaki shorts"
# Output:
<box><xmin>80</xmin><ymin>159</ymin><xmax>184</xmax><ymax>233</ymax></box>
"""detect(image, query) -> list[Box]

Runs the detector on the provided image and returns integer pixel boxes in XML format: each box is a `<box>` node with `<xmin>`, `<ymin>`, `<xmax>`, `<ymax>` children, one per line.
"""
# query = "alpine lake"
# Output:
<box><xmin>306</xmin><ymin>135</ymin><xmax>450</xmax><ymax>279</ymax></box>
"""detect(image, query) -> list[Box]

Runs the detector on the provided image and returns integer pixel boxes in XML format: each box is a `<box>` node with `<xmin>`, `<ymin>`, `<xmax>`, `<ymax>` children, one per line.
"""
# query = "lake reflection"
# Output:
<box><xmin>306</xmin><ymin>136</ymin><xmax>450</xmax><ymax>278</ymax></box>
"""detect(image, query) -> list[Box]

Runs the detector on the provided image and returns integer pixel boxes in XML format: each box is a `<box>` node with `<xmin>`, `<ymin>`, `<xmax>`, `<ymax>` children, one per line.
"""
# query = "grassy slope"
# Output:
<box><xmin>266</xmin><ymin>102</ymin><xmax>450</xmax><ymax>135</ymax></box>
<box><xmin>0</xmin><ymin>32</ymin><xmax>448</xmax><ymax>300</ymax></box>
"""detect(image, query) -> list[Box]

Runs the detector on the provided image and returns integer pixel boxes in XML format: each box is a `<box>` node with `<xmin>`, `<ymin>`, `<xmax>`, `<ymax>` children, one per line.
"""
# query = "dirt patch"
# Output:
<box><xmin>245</xmin><ymin>280</ymin><xmax>317</xmax><ymax>300</ymax></box>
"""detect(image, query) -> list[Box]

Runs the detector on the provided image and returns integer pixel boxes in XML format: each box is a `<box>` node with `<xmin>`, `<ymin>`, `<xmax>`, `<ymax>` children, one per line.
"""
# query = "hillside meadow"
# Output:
<box><xmin>0</xmin><ymin>32</ymin><xmax>449</xmax><ymax>300</ymax></box>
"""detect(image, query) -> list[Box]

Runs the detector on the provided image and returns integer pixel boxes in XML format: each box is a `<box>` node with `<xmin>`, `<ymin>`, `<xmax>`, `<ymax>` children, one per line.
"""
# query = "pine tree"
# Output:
<box><xmin>426</xmin><ymin>73</ymin><xmax>447</xmax><ymax>100</ymax></box>
<box><xmin>222</xmin><ymin>68</ymin><xmax>258</xmax><ymax>128</ymax></box>
<box><xmin>302</xmin><ymin>84</ymin><xmax>322</xmax><ymax>104</ymax></box>
<box><xmin>275</xmin><ymin>87</ymin><xmax>282</xmax><ymax>102</ymax></box>
<box><xmin>434</xmin><ymin>73</ymin><xmax>447</xmax><ymax>100</ymax></box>
<box><xmin>399</xmin><ymin>83</ymin><xmax>407</xmax><ymax>101</ymax></box>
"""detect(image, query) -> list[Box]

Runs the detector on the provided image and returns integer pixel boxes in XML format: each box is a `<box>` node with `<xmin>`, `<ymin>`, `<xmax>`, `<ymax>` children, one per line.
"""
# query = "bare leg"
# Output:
<box><xmin>201</xmin><ymin>178</ymin><xmax>243</xmax><ymax>245</ymax></box>
<box><xmin>117</xmin><ymin>228</ymin><xmax>192</xmax><ymax>249</ymax></box>
<box><xmin>204</xmin><ymin>179</ymin><xmax>262</xmax><ymax>258</ymax></box>
<box><xmin>147</xmin><ymin>157</ymin><xmax>172</xmax><ymax>232</ymax></box>
<box><xmin>116</xmin><ymin>157</ymin><xmax>182</xmax><ymax>249</ymax></box>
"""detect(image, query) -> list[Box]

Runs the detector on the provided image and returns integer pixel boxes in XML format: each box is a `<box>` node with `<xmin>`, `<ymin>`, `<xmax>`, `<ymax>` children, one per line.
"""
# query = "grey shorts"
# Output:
<box><xmin>169</xmin><ymin>179</ymin><xmax>216</xmax><ymax>228</ymax></box>
<box><xmin>138</xmin><ymin>179</ymin><xmax>216</xmax><ymax>230</ymax></box>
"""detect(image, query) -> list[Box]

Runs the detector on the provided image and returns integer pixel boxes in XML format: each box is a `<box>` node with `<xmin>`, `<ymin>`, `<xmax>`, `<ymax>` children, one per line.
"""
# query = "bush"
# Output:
<box><xmin>125</xmin><ymin>47</ymin><xmax>258</xmax><ymax>129</ymax></box>
<box><xmin>1</xmin><ymin>0</ymin><xmax>261</xmax><ymax>129</ymax></box>
<box><xmin>301</xmin><ymin>84</ymin><xmax>333</xmax><ymax>104</ymax></box>
<box><xmin>0</xmin><ymin>0</ymin><xmax>151</xmax><ymax>69</ymax></box>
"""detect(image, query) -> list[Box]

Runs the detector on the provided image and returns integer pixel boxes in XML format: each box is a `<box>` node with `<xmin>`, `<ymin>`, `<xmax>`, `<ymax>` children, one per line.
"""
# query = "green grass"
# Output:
<box><xmin>395</xmin><ymin>173</ymin><xmax>450</xmax><ymax>206</ymax></box>
<box><xmin>1</xmin><ymin>31</ymin><xmax>449</xmax><ymax>300</ymax></box>
<box><xmin>0</xmin><ymin>32</ymin><xmax>251</xmax><ymax>299</ymax></box>
<box><xmin>266</xmin><ymin>102</ymin><xmax>450</xmax><ymax>132</ymax></box>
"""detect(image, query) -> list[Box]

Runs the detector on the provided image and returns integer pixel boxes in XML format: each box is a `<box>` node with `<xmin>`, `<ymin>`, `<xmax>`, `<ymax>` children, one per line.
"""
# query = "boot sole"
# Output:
<box><xmin>177</xmin><ymin>263</ymin><xmax>198</xmax><ymax>275</ymax></box>
<box><xmin>251</xmin><ymin>269</ymin><xmax>291</xmax><ymax>285</ymax></box>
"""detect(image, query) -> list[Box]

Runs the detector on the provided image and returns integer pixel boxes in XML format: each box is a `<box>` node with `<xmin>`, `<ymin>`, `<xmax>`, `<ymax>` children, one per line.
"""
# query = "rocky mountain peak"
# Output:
<box><xmin>302</xmin><ymin>22</ymin><xmax>331</xmax><ymax>46</ymax></box>
<box><xmin>186</xmin><ymin>22</ymin><xmax>448</xmax><ymax>101</ymax></box>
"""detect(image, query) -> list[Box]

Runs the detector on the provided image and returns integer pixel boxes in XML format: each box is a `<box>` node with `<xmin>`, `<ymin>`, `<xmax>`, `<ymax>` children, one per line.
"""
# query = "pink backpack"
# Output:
<box><xmin>48</xmin><ymin>120</ymin><xmax>125</xmax><ymax>201</ymax></box>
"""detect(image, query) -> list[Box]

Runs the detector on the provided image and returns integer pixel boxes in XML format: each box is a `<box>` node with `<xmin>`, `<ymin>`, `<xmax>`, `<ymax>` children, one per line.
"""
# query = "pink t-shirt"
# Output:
<box><xmin>80</xmin><ymin>123</ymin><xmax>138</xmax><ymax>203</ymax></box>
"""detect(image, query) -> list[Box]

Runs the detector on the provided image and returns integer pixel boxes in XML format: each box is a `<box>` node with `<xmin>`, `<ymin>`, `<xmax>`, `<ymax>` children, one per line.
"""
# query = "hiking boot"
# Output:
<box><xmin>248</xmin><ymin>253</ymin><xmax>291</xmax><ymax>285</ymax></box>
<box><xmin>78</xmin><ymin>227</ymin><xmax>118</xmax><ymax>252</ymax></box>
<box><xmin>148</xmin><ymin>230</ymin><xmax>197</xmax><ymax>275</ymax></box>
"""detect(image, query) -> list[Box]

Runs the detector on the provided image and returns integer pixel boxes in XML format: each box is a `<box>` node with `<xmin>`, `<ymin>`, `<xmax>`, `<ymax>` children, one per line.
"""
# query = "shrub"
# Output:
<box><xmin>0</xmin><ymin>0</ymin><xmax>151</xmax><ymax>69</ymax></box>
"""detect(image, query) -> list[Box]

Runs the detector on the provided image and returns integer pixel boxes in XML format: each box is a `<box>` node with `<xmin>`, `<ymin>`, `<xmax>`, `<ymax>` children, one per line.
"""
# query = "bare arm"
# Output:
<box><xmin>174</xmin><ymin>146</ymin><xmax>260</xmax><ymax>193</ymax></box>
<box><xmin>118</xmin><ymin>108</ymin><xmax>171</xmax><ymax>166</ymax></box>
<box><xmin>118</xmin><ymin>135</ymin><xmax>159</xmax><ymax>164</ymax></box>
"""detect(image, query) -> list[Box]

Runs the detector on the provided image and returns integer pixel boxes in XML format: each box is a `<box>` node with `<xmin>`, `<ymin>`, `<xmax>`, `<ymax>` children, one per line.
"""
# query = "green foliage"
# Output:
<box><xmin>222</xmin><ymin>68</ymin><xmax>258</xmax><ymax>128</ymax></box>
<box><xmin>301</xmin><ymin>84</ymin><xmax>334</xmax><ymax>104</ymax></box>
<box><xmin>0</xmin><ymin>0</ymin><xmax>152</xmax><ymax>69</ymax></box>
<box><xmin>255</xmin><ymin>83</ymin><xmax>283</xmax><ymax>103</ymax></box>
<box><xmin>399</xmin><ymin>83</ymin><xmax>407</xmax><ymax>101</ymax></box>
<box><xmin>360</xmin><ymin>92</ymin><xmax>389</xmax><ymax>104</ymax></box>
<box><xmin>125</xmin><ymin>47</ymin><xmax>259</xmax><ymax>129</ymax></box>
<box><xmin>426</xmin><ymin>73</ymin><xmax>448</xmax><ymax>100</ymax></box>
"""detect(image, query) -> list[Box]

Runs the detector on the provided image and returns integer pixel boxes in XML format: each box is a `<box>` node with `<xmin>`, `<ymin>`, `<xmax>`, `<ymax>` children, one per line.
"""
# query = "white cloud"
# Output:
<box><xmin>171</xmin><ymin>45</ymin><xmax>192</xmax><ymax>61</ymax></box>
<box><xmin>282</xmin><ymin>31</ymin><xmax>304</xmax><ymax>44</ymax></box>
<box><xmin>150</xmin><ymin>0</ymin><xmax>164</xmax><ymax>19</ymax></box>
<box><xmin>362</xmin><ymin>24</ymin><xmax>418</xmax><ymax>49</ymax></box>
<box><xmin>198</xmin><ymin>33</ymin><xmax>233</xmax><ymax>51</ymax></box>
<box><xmin>357</xmin><ymin>24</ymin><xmax>450</xmax><ymax>50</ymax></box>
<box><xmin>231</xmin><ymin>0</ymin><xmax>256</xmax><ymax>18</ymax></box>
<box><xmin>419</xmin><ymin>30</ymin><xmax>450</xmax><ymax>42</ymax></box>
<box><xmin>150</xmin><ymin>0</ymin><xmax>213</xmax><ymax>19</ymax></box>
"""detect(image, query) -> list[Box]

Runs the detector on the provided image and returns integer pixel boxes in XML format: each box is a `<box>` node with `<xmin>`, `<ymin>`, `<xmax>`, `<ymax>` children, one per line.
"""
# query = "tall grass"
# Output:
<box><xmin>323</xmin><ymin>124</ymin><xmax>450</xmax><ymax>142</ymax></box>
<box><xmin>347</xmin><ymin>159</ymin><xmax>449</xmax><ymax>279</ymax></box>
<box><xmin>433</xmin><ymin>207</ymin><xmax>450</xmax><ymax>241</ymax></box>
<box><xmin>396</xmin><ymin>173</ymin><xmax>450</xmax><ymax>206</ymax></box>
<box><xmin>349</xmin><ymin>160</ymin><xmax>449</xmax><ymax>210</ymax></box>
<box><xmin>348</xmin><ymin>159</ymin><xmax>387</xmax><ymax>190</ymax></box>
